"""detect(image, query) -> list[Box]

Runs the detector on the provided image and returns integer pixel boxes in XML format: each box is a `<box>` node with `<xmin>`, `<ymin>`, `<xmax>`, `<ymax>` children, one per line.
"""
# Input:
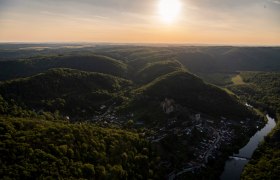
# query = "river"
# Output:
<box><xmin>220</xmin><ymin>115</ymin><xmax>276</xmax><ymax>180</ymax></box>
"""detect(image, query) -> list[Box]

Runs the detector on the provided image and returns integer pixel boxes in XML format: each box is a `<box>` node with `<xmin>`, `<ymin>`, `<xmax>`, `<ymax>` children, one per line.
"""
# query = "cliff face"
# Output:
<box><xmin>161</xmin><ymin>98</ymin><xmax>176</xmax><ymax>114</ymax></box>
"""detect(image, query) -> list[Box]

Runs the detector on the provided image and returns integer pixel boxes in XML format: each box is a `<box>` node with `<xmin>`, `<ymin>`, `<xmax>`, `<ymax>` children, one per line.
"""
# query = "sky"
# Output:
<box><xmin>0</xmin><ymin>0</ymin><xmax>279</xmax><ymax>45</ymax></box>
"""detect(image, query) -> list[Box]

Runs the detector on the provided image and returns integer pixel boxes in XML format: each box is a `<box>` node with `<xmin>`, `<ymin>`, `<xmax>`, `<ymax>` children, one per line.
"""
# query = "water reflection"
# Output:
<box><xmin>220</xmin><ymin>115</ymin><xmax>276</xmax><ymax>180</ymax></box>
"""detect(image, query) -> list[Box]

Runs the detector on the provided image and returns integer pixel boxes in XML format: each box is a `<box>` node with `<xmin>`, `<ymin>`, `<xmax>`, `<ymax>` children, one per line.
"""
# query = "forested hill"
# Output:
<box><xmin>133</xmin><ymin>71</ymin><xmax>253</xmax><ymax>120</ymax></box>
<box><xmin>0</xmin><ymin>68</ymin><xmax>132</xmax><ymax>117</ymax></box>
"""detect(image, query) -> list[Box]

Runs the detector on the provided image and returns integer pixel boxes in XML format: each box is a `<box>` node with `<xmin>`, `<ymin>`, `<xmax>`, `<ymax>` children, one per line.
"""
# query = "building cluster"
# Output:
<box><xmin>82</xmin><ymin>100</ymin><xmax>258</xmax><ymax>180</ymax></box>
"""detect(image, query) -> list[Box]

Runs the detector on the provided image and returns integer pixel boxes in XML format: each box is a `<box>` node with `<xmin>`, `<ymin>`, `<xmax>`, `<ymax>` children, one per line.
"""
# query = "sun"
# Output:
<box><xmin>158</xmin><ymin>0</ymin><xmax>181</xmax><ymax>23</ymax></box>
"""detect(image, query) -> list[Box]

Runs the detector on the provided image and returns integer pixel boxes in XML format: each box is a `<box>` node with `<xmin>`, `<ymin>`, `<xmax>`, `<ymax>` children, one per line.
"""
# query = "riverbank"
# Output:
<box><xmin>241</xmin><ymin>114</ymin><xmax>279</xmax><ymax>180</ymax></box>
<box><xmin>221</xmin><ymin>115</ymin><xmax>276</xmax><ymax>180</ymax></box>
<box><xmin>173</xmin><ymin>115</ymin><xmax>265</xmax><ymax>180</ymax></box>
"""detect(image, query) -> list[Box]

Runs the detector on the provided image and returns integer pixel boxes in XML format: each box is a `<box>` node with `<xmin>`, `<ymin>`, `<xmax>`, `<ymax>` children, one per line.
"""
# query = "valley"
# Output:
<box><xmin>0</xmin><ymin>44</ymin><xmax>279</xmax><ymax>179</ymax></box>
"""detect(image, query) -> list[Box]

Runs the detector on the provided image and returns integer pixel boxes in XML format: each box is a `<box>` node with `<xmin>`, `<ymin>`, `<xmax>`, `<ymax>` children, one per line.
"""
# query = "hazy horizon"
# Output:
<box><xmin>0</xmin><ymin>0</ymin><xmax>280</xmax><ymax>45</ymax></box>
<box><xmin>1</xmin><ymin>41</ymin><xmax>279</xmax><ymax>47</ymax></box>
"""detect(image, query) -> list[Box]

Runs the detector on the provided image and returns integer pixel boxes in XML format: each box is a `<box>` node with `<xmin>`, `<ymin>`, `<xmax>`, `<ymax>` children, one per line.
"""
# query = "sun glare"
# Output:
<box><xmin>158</xmin><ymin>0</ymin><xmax>181</xmax><ymax>23</ymax></box>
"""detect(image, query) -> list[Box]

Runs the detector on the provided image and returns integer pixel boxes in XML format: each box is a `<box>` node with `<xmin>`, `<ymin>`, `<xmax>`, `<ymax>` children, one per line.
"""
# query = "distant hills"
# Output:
<box><xmin>1</xmin><ymin>45</ymin><xmax>280</xmax><ymax>81</ymax></box>
<box><xmin>0</xmin><ymin>54</ymin><xmax>127</xmax><ymax>81</ymax></box>
<box><xmin>134</xmin><ymin>60</ymin><xmax>184</xmax><ymax>84</ymax></box>
<box><xmin>1</xmin><ymin>44</ymin><xmax>275</xmax><ymax>121</ymax></box>
<box><xmin>176</xmin><ymin>47</ymin><xmax>280</xmax><ymax>73</ymax></box>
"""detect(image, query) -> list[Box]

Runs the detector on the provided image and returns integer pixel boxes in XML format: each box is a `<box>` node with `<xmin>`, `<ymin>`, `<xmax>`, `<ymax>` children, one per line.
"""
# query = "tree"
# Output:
<box><xmin>127</xmin><ymin>119</ymin><xmax>134</xmax><ymax>128</ymax></box>
<box><xmin>95</xmin><ymin>165</ymin><xmax>106</xmax><ymax>179</ymax></box>
<box><xmin>82</xmin><ymin>163</ymin><xmax>95</xmax><ymax>179</ymax></box>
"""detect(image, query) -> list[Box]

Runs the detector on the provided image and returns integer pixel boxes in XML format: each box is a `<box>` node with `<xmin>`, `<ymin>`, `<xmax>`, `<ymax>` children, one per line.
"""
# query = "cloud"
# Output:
<box><xmin>269</xmin><ymin>0</ymin><xmax>280</xmax><ymax>4</ymax></box>
<box><xmin>0</xmin><ymin>0</ymin><xmax>155</xmax><ymax>19</ymax></box>
<box><xmin>186</xmin><ymin>0</ymin><xmax>261</xmax><ymax>9</ymax></box>
<box><xmin>32</xmin><ymin>0</ymin><xmax>154</xmax><ymax>14</ymax></box>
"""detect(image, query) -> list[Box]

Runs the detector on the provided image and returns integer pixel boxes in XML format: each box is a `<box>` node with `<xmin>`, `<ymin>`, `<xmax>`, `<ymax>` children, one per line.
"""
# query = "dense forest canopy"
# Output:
<box><xmin>0</xmin><ymin>116</ymin><xmax>160</xmax><ymax>179</ymax></box>
<box><xmin>0</xmin><ymin>68</ymin><xmax>131</xmax><ymax>117</ymax></box>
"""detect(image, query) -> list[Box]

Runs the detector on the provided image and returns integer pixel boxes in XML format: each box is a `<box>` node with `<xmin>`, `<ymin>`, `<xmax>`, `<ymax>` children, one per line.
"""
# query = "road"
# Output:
<box><xmin>204</xmin><ymin>130</ymin><xmax>221</xmax><ymax>163</ymax></box>
<box><xmin>168</xmin><ymin>128</ymin><xmax>221</xmax><ymax>180</ymax></box>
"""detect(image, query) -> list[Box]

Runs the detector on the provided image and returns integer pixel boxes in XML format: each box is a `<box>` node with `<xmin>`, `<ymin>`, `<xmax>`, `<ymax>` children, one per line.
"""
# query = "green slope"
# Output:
<box><xmin>0</xmin><ymin>68</ymin><xmax>132</xmax><ymax>116</ymax></box>
<box><xmin>0</xmin><ymin>116</ymin><xmax>160</xmax><ymax>179</ymax></box>
<box><xmin>133</xmin><ymin>71</ymin><xmax>253</xmax><ymax>120</ymax></box>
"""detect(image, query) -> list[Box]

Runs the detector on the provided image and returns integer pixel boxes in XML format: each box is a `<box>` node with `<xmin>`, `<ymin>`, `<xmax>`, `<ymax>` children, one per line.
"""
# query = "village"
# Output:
<box><xmin>84</xmin><ymin>98</ymin><xmax>263</xmax><ymax>180</ymax></box>
<box><xmin>147</xmin><ymin>111</ymin><xmax>237</xmax><ymax>180</ymax></box>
